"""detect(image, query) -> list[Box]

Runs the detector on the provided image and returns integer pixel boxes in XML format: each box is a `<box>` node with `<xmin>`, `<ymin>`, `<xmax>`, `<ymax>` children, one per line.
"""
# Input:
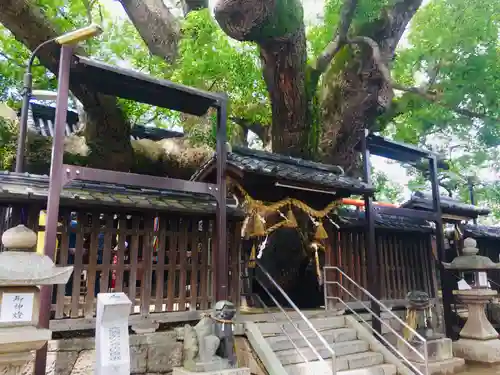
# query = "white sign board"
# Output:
<box><xmin>478</xmin><ymin>272</ymin><xmax>489</xmax><ymax>288</ymax></box>
<box><xmin>0</xmin><ymin>293</ymin><xmax>34</xmax><ymax>323</ymax></box>
<box><xmin>458</xmin><ymin>279</ymin><xmax>472</xmax><ymax>290</ymax></box>
<box><xmin>95</xmin><ymin>293</ymin><xmax>132</xmax><ymax>375</ymax></box>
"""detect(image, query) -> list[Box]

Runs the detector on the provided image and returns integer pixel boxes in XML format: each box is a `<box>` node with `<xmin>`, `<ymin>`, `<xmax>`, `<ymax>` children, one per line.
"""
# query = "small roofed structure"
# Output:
<box><xmin>337</xmin><ymin>206</ymin><xmax>433</xmax><ymax>233</ymax></box>
<box><xmin>402</xmin><ymin>191</ymin><xmax>491</xmax><ymax>222</ymax></box>
<box><xmin>193</xmin><ymin>145</ymin><xmax>373</xmax><ymax>207</ymax></box>
<box><xmin>26</xmin><ymin>102</ymin><xmax>184</xmax><ymax>141</ymax></box>
<box><xmin>194</xmin><ymin>146</ymin><xmax>379</xmax><ymax>309</ymax></box>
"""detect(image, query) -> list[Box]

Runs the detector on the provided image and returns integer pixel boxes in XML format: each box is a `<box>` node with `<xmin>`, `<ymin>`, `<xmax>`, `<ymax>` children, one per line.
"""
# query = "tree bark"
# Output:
<box><xmin>119</xmin><ymin>0</ymin><xmax>180</xmax><ymax>62</ymax></box>
<box><xmin>318</xmin><ymin>0</ymin><xmax>422</xmax><ymax>172</ymax></box>
<box><xmin>214</xmin><ymin>0</ymin><xmax>310</xmax><ymax>158</ymax></box>
<box><xmin>0</xmin><ymin>0</ymin><xmax>134</xmax><ymax>171</ymax></box>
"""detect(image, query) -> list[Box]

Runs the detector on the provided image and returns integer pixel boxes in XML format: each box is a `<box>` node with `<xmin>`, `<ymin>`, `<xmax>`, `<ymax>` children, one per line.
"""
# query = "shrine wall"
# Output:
<box><xmin>19</xmin><ymin>330</ymin><xmax>183</xmax><ymax>375</ymax></box>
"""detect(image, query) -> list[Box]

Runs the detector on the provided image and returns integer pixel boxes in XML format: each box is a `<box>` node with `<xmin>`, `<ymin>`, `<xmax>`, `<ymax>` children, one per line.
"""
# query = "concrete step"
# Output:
<box><xmin>276</xmin><ymin>340</ymin><xmax>368</xmax><ymax>366</ymax></box>
<box><xmin>257</xmin><ymin>316</ymin><xmax>345</xmax><ymax>335</ymax></box>
<box><xmin>336</xmin><ymin>352</ymin><xmax>385</xmax><ymax>371</ymax></box>
<box><xmin>283</xmin><ymin>360</ymin><xmax>394</xmax><ymax>375</ymax></box>
<box><xmin>284</xmin><ymin>360</ymin><xmax>334</xmax><ymax>375</ymax></box>
<box><xmin>266</xmin><ymin>328</ymin><xmax>358</xmax><ymax>351</ymax></box>
<box><xmin>337</xmin><ymin>364</ymin><xmax>397</xmax><ymax>375</ymax></box>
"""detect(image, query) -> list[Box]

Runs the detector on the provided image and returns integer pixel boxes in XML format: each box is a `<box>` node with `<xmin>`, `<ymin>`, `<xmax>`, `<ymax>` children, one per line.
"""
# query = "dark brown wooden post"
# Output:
<box><xmin>215</xmin><ymin>100</ymin><xmax>228</xmax><ymax>301</ymax></box>
<box><xmin>429</xmin><ymin>155</ymin><xmax>454</xmax><ymax>338</ymax></box>
<box><xmin>361</xmin><ymin>130</ymin><xmax>381</xmax><ymax>334</ymax></box>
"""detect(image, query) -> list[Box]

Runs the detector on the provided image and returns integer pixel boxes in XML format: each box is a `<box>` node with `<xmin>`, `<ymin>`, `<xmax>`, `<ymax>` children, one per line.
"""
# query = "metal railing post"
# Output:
<box><xmin>323</xmin><ymin>266</ymin><xmax>429</xmax><ymax>375</ymax></box>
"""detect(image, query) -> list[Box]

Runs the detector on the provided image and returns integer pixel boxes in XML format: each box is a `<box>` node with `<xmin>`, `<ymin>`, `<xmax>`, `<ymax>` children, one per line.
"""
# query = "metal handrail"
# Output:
<box><xmin>255</xmin><ymin>260</ymin><xmax>336</xmax><ymax>371</ymax></box>
<box><xmin>252</xmin><ymin>291</ymin><xmax>309</xmax><ymax>363</ymax></box>
<box><xmin>324</xmin><ymin>266</ymin><xmax>429</xmax><ymax>375</ymax></box>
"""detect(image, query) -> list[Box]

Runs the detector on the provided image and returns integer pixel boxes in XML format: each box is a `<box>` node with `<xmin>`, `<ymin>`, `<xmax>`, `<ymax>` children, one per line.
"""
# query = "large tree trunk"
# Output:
<box><xmin>214</xmin><ymin>0</ymin><xmax>310</xmax><ymax>158</ymax></box>
<box><xmin>0</xmin><ymin>0</ymin><xmax>134</xmax><ymax>171</ymax></box>
<box><xmin>318</xmin><ymin>0</ymin><xmax>422</xmax><ymax>172</ymax></box>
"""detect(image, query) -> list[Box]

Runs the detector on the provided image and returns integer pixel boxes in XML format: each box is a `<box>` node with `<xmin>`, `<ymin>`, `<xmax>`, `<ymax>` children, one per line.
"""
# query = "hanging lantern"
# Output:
<box><xmin>314</xmin><ymin>219</ymin><xmax>328</xmax><ymax>240</ymax></box>
<box><xmin>284</xmin><ymin>206</ymin><xmax>298</xmax><ymax>228</ymax></box>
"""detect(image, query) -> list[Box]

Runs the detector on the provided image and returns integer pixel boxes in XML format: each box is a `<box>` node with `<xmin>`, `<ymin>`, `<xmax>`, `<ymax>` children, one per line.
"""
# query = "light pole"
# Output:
<box><xmin>15</xmin><ymin>23</ymin><xmax>102</xmax><ymax>173</ymax></box>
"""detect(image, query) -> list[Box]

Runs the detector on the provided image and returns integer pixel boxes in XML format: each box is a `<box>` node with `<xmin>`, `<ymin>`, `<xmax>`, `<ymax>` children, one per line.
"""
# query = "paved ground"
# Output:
<box><xmin>459</xmin><ymin>363</ymin><xmax>500</xmax><ymax>374</ymax></box>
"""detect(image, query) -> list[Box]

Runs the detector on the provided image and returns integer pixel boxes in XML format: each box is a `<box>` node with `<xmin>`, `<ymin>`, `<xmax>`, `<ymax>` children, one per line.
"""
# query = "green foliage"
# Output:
<box><xmin>252</xmin><ymin>0</ymin><xmax>304</xmax><ymax>40</ymax></box>
<box><xmin>176</xmin><ymin>9</ymin><xmax>270</xmax><ymax>127</ymax></box>
<box><xmin>0</xmin><ymin>116</ymin><xmax>17</xmax><ymax>170</ymax></box>
<box><xmin>373</xmin><ymin>170</ymin><xmax>404</xmax><ymax>203</ymax></box>
<box><xmin>391</xmin><ymin>0</ymin><xmax>500</xmax><ymax>144</ymax></box>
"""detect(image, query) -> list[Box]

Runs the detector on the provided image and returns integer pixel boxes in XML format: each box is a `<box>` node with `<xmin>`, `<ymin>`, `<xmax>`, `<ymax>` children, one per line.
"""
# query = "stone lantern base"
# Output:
<box><xmin>452</xmin><ymin>289</ymin><xmax>500</xmax><ymax>363</ymax></box>
<box><xmin>453</xmin><ymin>339</ymin><xmax>500</xmax><ymax>363</ymax></box>
<box><xmin>0</xmin><ymin>326</ymin><xmax>52</xmax><ymax>375</ymax></box>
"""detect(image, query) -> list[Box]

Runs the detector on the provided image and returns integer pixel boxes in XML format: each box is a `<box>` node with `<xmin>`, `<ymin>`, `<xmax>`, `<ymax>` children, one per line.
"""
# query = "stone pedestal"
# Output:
<box><xmin>452</xmin><ymin>289</ymin><xmax>500</xmax><ymax>363</ymax></box>
<box><xmin>402</xmin><ymin>337</ymin><xmax>465</xmax><ymax>374</ymax></box>
<box><xmin>173</xmin><ymin>367</ymin><xmax>250</xmax><ymax>375</ymax></box>
<box><xmin>456</xmin><ymin>289</ymin><xmax>498</xmax><ymax>340</ymax></box>
<box><xmin>95</xmin><ymin>293</ymin><xmax>132</xmax><ymax>375</ymax></box>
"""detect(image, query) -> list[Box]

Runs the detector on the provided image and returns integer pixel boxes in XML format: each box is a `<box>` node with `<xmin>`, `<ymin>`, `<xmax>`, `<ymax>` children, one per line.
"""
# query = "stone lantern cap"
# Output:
<box><xmin>0</xmin><ymin>225</ymin><xmax>73</xmax><ymax>286</ymax></box>
<box><xmin>442</xmin><ymin>237</ymin><xmax>500</xmax><ymax>271</ymax></box>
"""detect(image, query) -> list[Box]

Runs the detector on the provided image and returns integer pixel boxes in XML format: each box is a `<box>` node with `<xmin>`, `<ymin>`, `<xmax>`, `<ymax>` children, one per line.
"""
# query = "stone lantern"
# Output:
<box><xmin>443</xmin><ymin>237</ymin><xmax>500</xmax><ymax>363</ymax></box>
<box><xmin>0</xmin><ymin>224</ymin><xmax>73</xmax><ymax>374</ymax></box>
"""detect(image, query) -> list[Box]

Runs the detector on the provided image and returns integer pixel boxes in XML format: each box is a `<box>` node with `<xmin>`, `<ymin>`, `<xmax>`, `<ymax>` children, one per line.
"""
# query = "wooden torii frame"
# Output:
<box><xmin>358</xmin><ymin>130</ymin><xmax>453</xmax><ymax>337</ymax></box>
<box><xmin>34</xmin><ymin>45</ymin><xmax>229</xmax><ymax>374</ymax></box>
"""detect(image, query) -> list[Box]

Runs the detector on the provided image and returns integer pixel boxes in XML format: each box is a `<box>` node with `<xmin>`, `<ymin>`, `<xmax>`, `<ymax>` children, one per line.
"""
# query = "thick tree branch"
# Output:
<box><xmin>230</xmin><ymin>117</ymin><xmax>270</xmax><ymax>145</ymax></box>
<box><xmin>393</xmin><ymin>84</ymin><xmax>500</xmax><ymax>122</ymax></box>
<box><xmin>119</xmin><ymin>0</ymin><xmax>180</xmax><ymax>62</ymax></box>
<box><xmin>312</xmin><ymin>0</ymin><xmax>358</xmax><ymax>73</ymax></box>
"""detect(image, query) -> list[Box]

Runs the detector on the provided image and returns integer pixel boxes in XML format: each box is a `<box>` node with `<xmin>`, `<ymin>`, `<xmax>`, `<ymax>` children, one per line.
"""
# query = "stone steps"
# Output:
<box><xmin>257</xmin><ymin>316</ymin><xmax>345</xmax><ymax>335</ymax></box>
<box><xmin>276</xmin><ymin>340</ymin><xmax>368</xmax><ymax>365</ymax></box>
<box><xmin>246</xmin><ymin>315</ymin><xmax>398</xmax><ymax>375</ymax></box>
<box><xmin>283</xmin><ymin>352</ymin><xmax>389</xmax><ymax>375</ymax></box>
<box><xmin>266</xmin><ymin>328</ymin><xmax>358</xmax><ymax>351</ymax></box>
<box><xmin>337</xmin><ymin>364</ymin><xmax>397</xmax><ymax>375</ymax></box>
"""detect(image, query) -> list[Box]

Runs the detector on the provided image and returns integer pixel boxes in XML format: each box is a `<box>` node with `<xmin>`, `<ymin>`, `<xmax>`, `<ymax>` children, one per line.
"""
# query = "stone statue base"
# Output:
<box><xmin>400</xmin><ymin>337</ymin><xmax>465</xmax><ymax>374</ymax></box>
<box><xmin>183</xmin><ymin>358</ymin><xmax>231</xmax><ymax>372</ymax></box>
<box><xmin>453</xmin><ymin>338</ymin><xmax>500</xmax><ymax>363</ymax></box>
<box><xmin>173</xmin><ymin>367</ymin><xmax>250</xmax><ymax>375</ymax></box>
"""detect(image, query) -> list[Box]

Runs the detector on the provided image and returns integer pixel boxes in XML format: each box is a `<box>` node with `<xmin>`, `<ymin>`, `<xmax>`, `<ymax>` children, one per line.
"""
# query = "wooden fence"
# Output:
<box><xmin>1</xmin><ymin>205</ymin><xmax>241</xmax><ymax>329</ymax></box>
<box><xmin>325</xmin><ymin>228</ymin><xmax>437</xmax><ymax>308</ymax></box>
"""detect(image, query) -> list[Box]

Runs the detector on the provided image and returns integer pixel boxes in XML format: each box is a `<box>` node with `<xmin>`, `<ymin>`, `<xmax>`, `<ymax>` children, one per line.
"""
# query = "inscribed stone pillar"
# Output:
<box><xmin>95</xmin><ymin>293</ymin><xmax>132</xmax><ymax>375</ymax></box>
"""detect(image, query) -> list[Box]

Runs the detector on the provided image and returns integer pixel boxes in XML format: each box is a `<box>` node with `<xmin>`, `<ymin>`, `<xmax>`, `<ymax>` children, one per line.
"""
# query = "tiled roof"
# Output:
<box><xmin>464</xmin><ymin>224</ymin><xmax>500</xmax><ymax>240</ymax></box>
<box><xmin>401</xmin><ymin>191</ymin><xmax>490</xmax><ymax>218</ymax></box>
<box><xmin>0</xmin><ymin>172</ymin><xmax>242</xmax><ymax>216</ymax></box>
<box><xmin>26</xmin><ymin>103</ymin><xmax>183</xmax><ymax>141</ymax></box>
<box><xmin>192</xmin><ymin>146</ymin><xmax>373</xmax><ymax>194</ymax></box>
<box><xmin>337</xmin><ymin>207</ymin><xmax>434</xmax><ymax>232</ymax></box>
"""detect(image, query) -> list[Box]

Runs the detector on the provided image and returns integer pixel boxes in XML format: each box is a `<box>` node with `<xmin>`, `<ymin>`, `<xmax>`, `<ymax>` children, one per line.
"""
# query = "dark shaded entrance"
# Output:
<box><xmin>246</xmin><ymin>228</ymin><xmax>325</xmax><ymax>310</ymax></box>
